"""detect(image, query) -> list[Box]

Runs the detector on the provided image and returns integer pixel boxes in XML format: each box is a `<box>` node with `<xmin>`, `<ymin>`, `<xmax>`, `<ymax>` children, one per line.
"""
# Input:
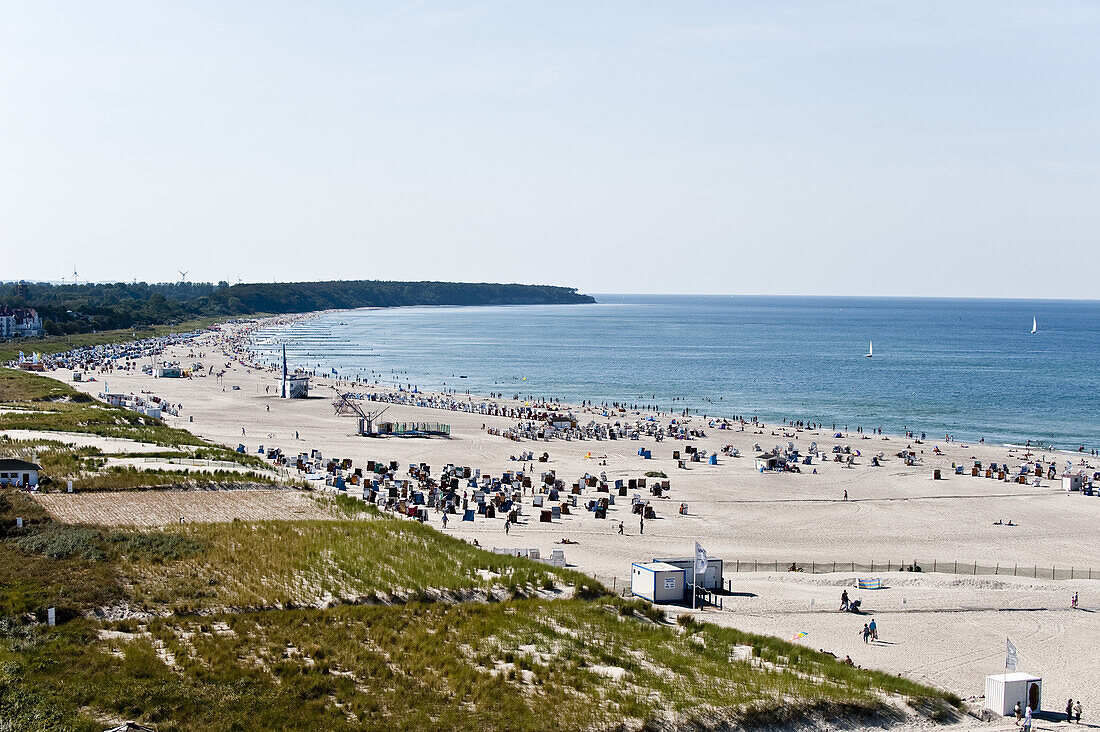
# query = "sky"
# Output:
<box><xmin>1</xmin><ymin>1</ymin><xmax>1098</xmax><ymax>298</ymax></box>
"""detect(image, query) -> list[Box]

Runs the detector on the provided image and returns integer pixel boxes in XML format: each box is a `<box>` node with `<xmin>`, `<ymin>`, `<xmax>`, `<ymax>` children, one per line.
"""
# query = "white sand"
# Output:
<box><xmin>15</xmin><ymin>318</ymin><xmax>1100</xmax><ymax>717</ymax></box>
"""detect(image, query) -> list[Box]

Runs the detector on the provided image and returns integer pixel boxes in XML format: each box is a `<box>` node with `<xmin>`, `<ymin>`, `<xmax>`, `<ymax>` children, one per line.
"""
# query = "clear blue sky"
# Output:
<box><xmin>2</xmin><ymin>2</ymin><xmax>1097</xmax><ymax>297</ymax></box>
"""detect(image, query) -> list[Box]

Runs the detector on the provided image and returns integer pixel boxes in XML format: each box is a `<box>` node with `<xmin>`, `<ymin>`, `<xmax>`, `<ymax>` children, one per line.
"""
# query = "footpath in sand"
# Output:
<box><xmin>21</xmin><ymin>322</ymin><xmax>1100</xmax><ymax>720</ymax></box>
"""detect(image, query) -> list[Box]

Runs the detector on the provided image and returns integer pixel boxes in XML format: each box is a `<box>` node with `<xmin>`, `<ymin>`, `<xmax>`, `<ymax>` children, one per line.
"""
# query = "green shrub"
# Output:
<box><xmin>12</xmin><ymin>525</ymin><xmax>105</xmax><ymax>561</ymax></box>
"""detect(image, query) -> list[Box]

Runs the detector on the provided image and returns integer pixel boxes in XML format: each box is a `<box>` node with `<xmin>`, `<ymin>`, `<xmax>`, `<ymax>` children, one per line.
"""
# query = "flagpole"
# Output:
<box><xmin>692</xmin><ymin>555</ymin><xmax>696</xmax><ymax>610</ymax></box>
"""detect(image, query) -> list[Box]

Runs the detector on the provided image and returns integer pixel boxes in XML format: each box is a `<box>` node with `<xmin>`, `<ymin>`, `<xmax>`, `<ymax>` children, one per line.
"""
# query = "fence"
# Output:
<box><xmin>725</xmin><ymin>559</ymin><xmax>1096</xmax><ymax>581</ymax></box>
<box><xmin>133</xmin><ymin>456</ymin><xmax>290</xmax><ymax>481</ymax></box>
<box><xmin>135</xmin><ymin>456</ymin><xmax>257</xmax><ymax>470</ymax></box>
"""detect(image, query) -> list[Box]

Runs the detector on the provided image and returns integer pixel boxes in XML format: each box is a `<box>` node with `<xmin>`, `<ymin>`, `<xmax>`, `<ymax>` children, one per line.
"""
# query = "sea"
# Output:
<box><xmin>249</xmin><ymin>295</ymin><xmax>1100</xmax><ymax>451</ymax></box>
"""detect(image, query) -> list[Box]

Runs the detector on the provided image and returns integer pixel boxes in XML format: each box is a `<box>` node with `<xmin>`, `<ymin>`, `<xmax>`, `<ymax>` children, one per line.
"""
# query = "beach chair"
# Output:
<box><xmin>528</xmin><ymin>549</ymin><xmax>540</xmax><ymax>561</ymax></box>
<box><xmin>551</xmin><ymin>506</ymin><xmax>561</xmax><ymax>520</ymax></box>
<box><xmin>550</xmin><ymin>549</ymin><xmax>566</xmax><ymax>567</ymax></box>
<box><xmin>462</xmin><ymin>509</ymin><xmax>475</xmax><ymax>522</ymax></box>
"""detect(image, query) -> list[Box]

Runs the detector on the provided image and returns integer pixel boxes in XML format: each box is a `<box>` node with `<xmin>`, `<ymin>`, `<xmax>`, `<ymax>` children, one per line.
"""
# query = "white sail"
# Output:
<box><xmin>866</xmin><ymin>340</ymin><xmax>873</xmax><ymax>358</ymax></box>
<box><xmin>1031</xmin><ymin>317</ymin><xmax>1037</xmax><ymax>334</ymax></box>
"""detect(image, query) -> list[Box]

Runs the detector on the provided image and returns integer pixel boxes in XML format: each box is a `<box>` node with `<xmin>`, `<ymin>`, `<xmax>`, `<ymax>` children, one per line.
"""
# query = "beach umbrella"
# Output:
<box><xmin>791</xmin><ymin>632</ymin><xmax>808</xmax><ymax>641</ymax></box>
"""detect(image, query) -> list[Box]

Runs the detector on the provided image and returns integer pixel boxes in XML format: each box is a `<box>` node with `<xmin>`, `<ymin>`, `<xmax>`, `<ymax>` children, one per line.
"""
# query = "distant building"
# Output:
<box><xmin>0</xmin><ymin>458</ymin><xmax>41</xmax><ymax>487</ymax></box>
<box><xmin>0</xmin><ymin>306</ymin><xmax>44</xmax><ymax>338</ymax></box>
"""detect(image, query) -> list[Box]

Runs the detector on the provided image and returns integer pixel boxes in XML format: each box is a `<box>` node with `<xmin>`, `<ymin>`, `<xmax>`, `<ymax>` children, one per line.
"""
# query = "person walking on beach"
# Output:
<box><xmin>1074</xmin><ymin>700</ymin><xmax>1082</xmax><ymax>723</ymax></box>
<box><xmin>843</xmin><ymin>490</ymin><xmax>848</xmax><ymax>501</ymax></box>
<box><xmin>504</xmin><ymin>518</ymin><xmax>510</xmax><ymax>535</ymax></box>
<box><xmin>840</xmin><ymin>590</ymin><xmax>849</xmax><ymax>611</ymax></box>
<box><xmin>441</xmin><ymin>513</ymin><xmax>448</xmax><ymax>530</ymax></box>
<box><xmin>860</xmin><ymin>624</ymin><xmax>870</xmax><ymax>643</ymax></box>
<box><xmin>1013</xmin><ymin>701</ymin><xmax>1022</xmax><ymax>725</ymax></box>
<box><xmin>1023</xmin><ymin>704</ymin><xmax>1032</xmax><ymax>732</ymax></box>
<box><xmin>868</xmin><ymin>618</ymin><xmax>877</xmax><ymax>641</ymax></box>
<box><xmin>639</xmin><ymin>516</ymin><xmax>644</xmax><ymax>535</ymax></box>
<box><xmin>618</xmin><ymin>521</ymin><xmax>624</xmax><ymax>535</ymax></box>
<box><xmin>1067</xmin><ymin>699</ymin><xmax>1074</xmax><ymax>723</ymax></box>
<box><xmin>1071</xmin><ymin>591</ymin><xmax>1078</xmax><ymax>608</ymax></box>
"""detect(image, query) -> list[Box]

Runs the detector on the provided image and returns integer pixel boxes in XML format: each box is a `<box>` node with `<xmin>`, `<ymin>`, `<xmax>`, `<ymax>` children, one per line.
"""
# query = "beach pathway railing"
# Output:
<box><xmin>726</xmin><ymin>559</ymin><xmax>1093</xmax><ymax>581</ymax></box>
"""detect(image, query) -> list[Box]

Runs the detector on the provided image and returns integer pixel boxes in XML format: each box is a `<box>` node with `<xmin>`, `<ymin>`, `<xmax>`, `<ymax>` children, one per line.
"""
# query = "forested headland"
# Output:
<box><xmin>0</xmin><ymin>280</ymin><xmax>595</xmax><ymax>336</ymax></box>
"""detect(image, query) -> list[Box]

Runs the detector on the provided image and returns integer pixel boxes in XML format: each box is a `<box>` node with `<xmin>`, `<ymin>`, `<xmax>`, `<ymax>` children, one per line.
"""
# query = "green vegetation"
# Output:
<box><xmin>0</xmin><ymin>488</ymin><xmax>592</xmax><ymax>616</ymax></box>
<box><xmin>644</xmin><ymin>470</ymin><xmax>668</xmax><ymax>478</ymax></box>
<box><xmin>125</xmin><ymin>510</ymin><xmax>594</xmax><ymax>613</ymax></box>
<box><xmin>0</xmin><ymin>373</ymin><xmax>273</xmax><ymax>473</ymax></box>
<box><xmin>0</xmin><ymin>279</ymin><xmax>593</xmax><ymax>340</ymax></box>
<box><xmin>0</xmin><ymin>597</ymin><xmax>959</xmax><ymax>732</ymax></box>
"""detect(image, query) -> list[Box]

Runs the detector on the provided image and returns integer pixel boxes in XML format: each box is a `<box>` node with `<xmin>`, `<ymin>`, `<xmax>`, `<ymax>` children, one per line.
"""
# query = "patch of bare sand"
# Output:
<box><xmin>34</xmin><ymin>488</ymin><xmax>337</xmax><ymax>526</ymax></box>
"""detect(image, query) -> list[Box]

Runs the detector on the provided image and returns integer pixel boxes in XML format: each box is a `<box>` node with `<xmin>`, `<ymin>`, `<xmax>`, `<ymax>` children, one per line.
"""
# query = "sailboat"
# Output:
<box><xmin>1031</xmin><ymin>317</ymin><xmax>1037</xmax><ymax>334</ymax></box>
<box><xmin>866</xmin><ymin>340</ymin><xmax>873</xmax><ymax>358</ymax></box>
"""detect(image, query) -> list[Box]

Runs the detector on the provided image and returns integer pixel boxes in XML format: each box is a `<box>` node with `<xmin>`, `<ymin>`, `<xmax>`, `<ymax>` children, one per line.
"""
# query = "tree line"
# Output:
<box><xmin>0</xmin><ymin>280</ymin><xmax>595</xmax><ymax>336</ymax></box>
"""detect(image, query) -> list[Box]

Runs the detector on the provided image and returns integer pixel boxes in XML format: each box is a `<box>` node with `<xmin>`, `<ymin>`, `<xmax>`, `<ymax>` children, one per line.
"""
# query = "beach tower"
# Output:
<box><xmin>985</xmin><ymin>673</ymin><xmax>1041</xmax><ymax>717</ymax></box>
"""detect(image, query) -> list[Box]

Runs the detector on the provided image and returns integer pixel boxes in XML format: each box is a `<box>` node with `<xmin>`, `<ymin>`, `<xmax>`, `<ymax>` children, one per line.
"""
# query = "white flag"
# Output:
<box><xmin>1006</xmin><ymin>637</ymin><xmax>1018</xmax><ymax>671</ymax></box>
<box><xmin>694</xmin><ymin>542</ymin><xmax>708</xmax><ymax>575</ymax></box>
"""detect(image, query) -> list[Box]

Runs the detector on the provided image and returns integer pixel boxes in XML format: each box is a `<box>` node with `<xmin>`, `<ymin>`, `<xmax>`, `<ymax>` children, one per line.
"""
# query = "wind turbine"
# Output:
<box><xmin>178</xmin><ymin>270</ymin><xmax>189</xmax><ymax>284</ymax></box>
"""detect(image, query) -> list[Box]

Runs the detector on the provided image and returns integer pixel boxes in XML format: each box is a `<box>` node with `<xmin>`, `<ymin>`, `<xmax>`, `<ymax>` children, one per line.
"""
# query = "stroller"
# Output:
<box><xmin>848</xmin><ymin>599</ymin><xmax>863</xmax><ymax>613</ymax></box>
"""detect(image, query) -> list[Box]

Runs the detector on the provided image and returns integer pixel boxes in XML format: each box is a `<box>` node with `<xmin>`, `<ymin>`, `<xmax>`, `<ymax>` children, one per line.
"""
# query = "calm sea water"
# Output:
<box><xmin>250</xmin><ymin>295</ymin><xmax>1100</xmax><ymax>450</ymax></box>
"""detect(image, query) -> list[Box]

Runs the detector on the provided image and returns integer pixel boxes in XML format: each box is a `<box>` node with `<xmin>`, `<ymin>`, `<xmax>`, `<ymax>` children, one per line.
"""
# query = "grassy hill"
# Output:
<box><xmin>0</xmin><ymin>483</ymin><xmax>962</xmax><ymax>732</ymax></box>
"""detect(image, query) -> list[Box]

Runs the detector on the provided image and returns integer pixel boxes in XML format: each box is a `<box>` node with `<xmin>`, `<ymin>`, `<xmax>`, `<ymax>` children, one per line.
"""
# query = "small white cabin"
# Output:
<box><xmin>985</xmin><ymin>673</ymin><xmax>1041</xmax><ymax>717</ymax></box>
<box><xmin>1062</xmin><ymin>472</ymin><xmax>1085</xmax><ymax>492</ymax></box>
<box><xmin>631</xmin><ymin>562</ymin><xmax>685</xmax><ymax>603</ymax></box>
<box><xmin>754</xmin><ymin>453</ymin><xmax>779</xmax><ymax>472</ymax></box>
<box><xmin>283</xmin><ymin>374</ymin><xmax>310</xmax><ymax>399</ymax></box>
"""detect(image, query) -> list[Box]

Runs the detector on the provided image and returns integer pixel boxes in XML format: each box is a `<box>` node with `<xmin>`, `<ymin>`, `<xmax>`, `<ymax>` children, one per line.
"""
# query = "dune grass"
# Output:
<box><xmin>0</xmin><ymin>598</ymin><xmax>959</xmax><ymax>732</ymax></box>
<box><xmin>124</xmin><ymin>509</ymin><xmax>593</xmax><ymax>613</ymax></box>
<box><xmin>1</xmin><ymin>488</ymin><xmax>593</xmax><ymax>616</ymax></box>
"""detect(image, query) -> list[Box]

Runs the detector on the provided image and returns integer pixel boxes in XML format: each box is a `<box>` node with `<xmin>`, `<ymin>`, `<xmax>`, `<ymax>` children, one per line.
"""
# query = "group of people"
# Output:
<box><xmin>1011</xmin><ymin>698</ymin><xmax>1083</xmax><ymax>729</ymax></box>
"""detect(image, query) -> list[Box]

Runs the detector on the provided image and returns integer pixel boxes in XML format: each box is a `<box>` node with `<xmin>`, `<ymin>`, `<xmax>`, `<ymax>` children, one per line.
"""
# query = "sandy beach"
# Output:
<box><xmin>21</xmin><ymin>317</ymin><xmax>1100</xmax><ymax>721</ymax></box>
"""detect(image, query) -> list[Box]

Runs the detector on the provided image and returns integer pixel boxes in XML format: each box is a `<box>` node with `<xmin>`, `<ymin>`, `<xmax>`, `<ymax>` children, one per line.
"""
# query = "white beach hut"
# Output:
<box><xmin>1062</xmin><ymin>472</ymin><xmax>1085</xmax><ymax>492</ymax></box>
<box><xmin>985</xmin><ymin>672</ymin><xmax>1041</xmax><ymax>717</ymax></box>
<box><xmin>631</xmin><ymin>562</ymin><xmax>685</xmax><ymax>603</ymax></box>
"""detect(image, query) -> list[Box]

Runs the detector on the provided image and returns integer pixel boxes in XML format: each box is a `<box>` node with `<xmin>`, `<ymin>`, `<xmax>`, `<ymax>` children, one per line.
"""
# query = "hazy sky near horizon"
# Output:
<box><xmin>2</xmin><ymin>2</ymin><xmax>1098</xmax><ymax>298</ymax></box>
